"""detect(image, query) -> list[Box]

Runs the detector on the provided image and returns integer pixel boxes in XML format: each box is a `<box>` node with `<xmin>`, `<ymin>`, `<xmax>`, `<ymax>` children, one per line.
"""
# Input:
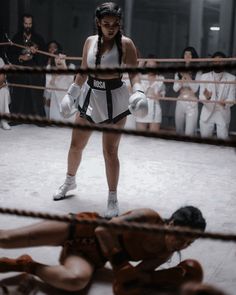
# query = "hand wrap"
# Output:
<box><xmin>60</xmin><ymin>83</ymin><xmax>81</xmax><ymax>118</ymax></box>
<box><xmin>128</xmin><ymin>83</ymin><xmax>148</xmax><ymax>118</ymax></box>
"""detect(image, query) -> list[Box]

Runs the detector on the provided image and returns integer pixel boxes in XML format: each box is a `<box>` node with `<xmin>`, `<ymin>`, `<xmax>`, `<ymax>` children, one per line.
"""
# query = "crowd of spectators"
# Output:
<box><xmin>0</xmin><ymin>14</ymin><xmax>235</xmax><ymax>139</ymax></box>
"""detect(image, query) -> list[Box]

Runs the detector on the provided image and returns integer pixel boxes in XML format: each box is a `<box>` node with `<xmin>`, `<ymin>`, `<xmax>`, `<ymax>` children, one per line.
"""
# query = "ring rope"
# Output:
<box><xmin>0</xmin><ymin>112</ymin><xmax>236</xmax><ymax>148</ymax></box>
<box><xmin>3</xmin><ymin>64</ymin><xmax>40</xmax><ymax>70</ymax></box>
<box><xmin>2</xmin><ymin>41</ymin><xmax>236</xmax><ymax>63</ymax></box>
<box><xmin>0</xmin><ymin>206</ymin><xmax>235</xmax><ymax>242</ymax></box>
<box><xmin>152</xmin><ymin>96</ymin><xmax>235</xmax><ymax>105</ymax></box>
<box><xmin>138</xmin><ymin>57</ymin><xmax>236</xmax><ymax>63</ymax></box>
<box><xmin>0</xmin><ymin>42</ymin><xmax>11</xmax><ymax>46</ymax></box>
<box><xmin>0</xmin><ymin>41</ymin><xmax>60</xmax><ymax>60</ymax></box>
<box><xmin>4</xmin><ymin>64</ymin><xmax>236</xmax><ymax>85</ymax></box>
<box><xmin>4</xmin><ymin>82</ymin><xmax>67</xmax><ymax>92</ymax></box>
<box><xmin>2</xmin><ymin>83</ymin><xmax>235</xmax><ymax>105</ymax></box>
<box><xmin>5</xmin><ymin>66</ymin><xmax>236</xmax><ymax>86</ymax></box>
<box><xmin>1</xmin><ymin>64</ymin><xmax>236</xmax><ymax>75</ymax></box>
<box><xmin>141</xmin><ymin>77</ymin><xmax>236</xmax><ymax>85</ymax></box>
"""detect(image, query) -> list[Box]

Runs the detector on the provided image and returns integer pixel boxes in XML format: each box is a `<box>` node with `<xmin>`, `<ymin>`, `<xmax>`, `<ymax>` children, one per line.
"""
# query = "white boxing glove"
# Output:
<box><xmin>60</xmin><ymin>83</ymin><xmax>81</xmax><ymax>118</ymax></box>
<box><xmin>128</xmin><ymin>83</ymin><xmax>148</xmax><ymax>118</ymax></box>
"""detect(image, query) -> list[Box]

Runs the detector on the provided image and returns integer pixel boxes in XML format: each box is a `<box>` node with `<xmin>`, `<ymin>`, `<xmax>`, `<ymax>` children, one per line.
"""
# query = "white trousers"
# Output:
<box><xmin>0</xmin><ymin>87</ymin><xmax>10</xmax><ymax>114</ymax></box>
<box><xmin>200</xmin><ymin>109</ymin><xmax>229</xmax><ymax>139</ymax></box>
<box><xmin>175</xmin><ymin>101</ymin><xmax>198</xmax><ymax>136</ymax></box>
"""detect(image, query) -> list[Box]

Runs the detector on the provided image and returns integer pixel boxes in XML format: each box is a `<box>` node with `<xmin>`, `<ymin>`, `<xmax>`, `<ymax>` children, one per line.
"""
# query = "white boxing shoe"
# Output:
<box><xmin>104</xmin><ymin>192</ymin><xmax>119</xmax><ymax>219</ymax></box>
<box><xmin>53</xmin><ymin>175</ymin><xmax>77</xmax><ymax>201</ymax></box>
<box><xmin>1</xmin><ymin>120</ymin><xmax>11</xmax><ymax>130</ymax></box>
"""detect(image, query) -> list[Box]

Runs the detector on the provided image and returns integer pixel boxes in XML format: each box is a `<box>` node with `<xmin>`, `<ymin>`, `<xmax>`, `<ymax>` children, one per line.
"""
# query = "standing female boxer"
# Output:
<box><xmin>52</xmin><ymin>2</ymin><xmax>148</xmax><ymax>219</ymax></box>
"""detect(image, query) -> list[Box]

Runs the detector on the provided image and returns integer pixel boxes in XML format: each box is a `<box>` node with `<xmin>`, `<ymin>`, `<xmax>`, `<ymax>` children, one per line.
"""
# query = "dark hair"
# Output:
<box><xmin>181</xmin><ymin>46</ymin><xmax>199</xmax><ymax>59</ymax></box>
<box><xmin>95</xmin><ymin>2</ymin><xmax>123</xmax><ymax>67</ymax></box>
<box><xmin>95</xmin><ymin>2</ymin><xmax>122</xmax><ymax>19</ymax></box>
<box><xmin>21</xmin><ymin>13</ymin><xmax>34</xmax><ymax>23</ymax></box>
<box><xmin>46</xmin><ymin>40</ymin><xmax>63</xmax><ymax>54</ymax></box>
<box><xmin>178</xmin><ymin>46</ymin><xmax>199</xmax><ymax>79</ymax></box>
<box><xmin>212</xmin><ymin>51</ymin><xmax>226</xmax><ymax>58</ymax></box>
<box><xmin>22</xmin><ymin>13</ymin><xmax>33</xmax><ymax>19</ymax></box>
<box><xmin>20</xmin><ymin>13</ymin><xmax>34</xmax><ymax>31</ymax></box>
<box><xmin>168</xmin><ymin>206</ymin><xmax>206</xmax><ymax>231</ymax></box>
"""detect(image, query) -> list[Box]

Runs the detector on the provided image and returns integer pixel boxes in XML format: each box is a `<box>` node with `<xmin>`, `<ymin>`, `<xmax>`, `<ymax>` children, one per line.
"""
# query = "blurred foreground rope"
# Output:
<box><xmin>1</xmin><ymin>112</ymin><xmax>236</xmax><ymax>147</ymax></box>
<box><xmin>1</xmin><ymin>63</ymin><xmax>236</xmax><ymax>75</ymax></box>
<box><xmin>0</xmin><ymin>206</ymin><xmax>236</xmax><ymax>242</ymax></box>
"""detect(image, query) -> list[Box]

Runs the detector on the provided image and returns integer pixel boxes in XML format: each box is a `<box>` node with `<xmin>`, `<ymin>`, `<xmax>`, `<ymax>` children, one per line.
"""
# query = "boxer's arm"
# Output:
<box><xmin>74</xmin><ymin>37</ymin><xmax>90</xmax><ymax>87</ymax></box>
<box><xmin>95</xmin><ymin>225</ymin><xmax>127</xmax><ymax>270</ymax></box>
<box><xmin>122</xmin><ymin>37</ymin><xmax>140</xmax><ymax>87</ymax></box>
<box><xmin>95</xmin><ymin>209</ymin><xmax>158</xmax><ymax>271</ymax></box>
<box><xmin>60</xmin><ymin>37</ymin><xmax>90</xmax><ymax>118</ymax></box>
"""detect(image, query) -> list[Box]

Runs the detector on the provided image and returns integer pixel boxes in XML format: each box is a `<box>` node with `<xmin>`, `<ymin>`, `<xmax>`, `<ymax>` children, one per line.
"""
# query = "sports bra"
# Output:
<box><xmin>87</xmin><ymin>35</ymin><xmax>120</xmax><ymax>68</ymax></box>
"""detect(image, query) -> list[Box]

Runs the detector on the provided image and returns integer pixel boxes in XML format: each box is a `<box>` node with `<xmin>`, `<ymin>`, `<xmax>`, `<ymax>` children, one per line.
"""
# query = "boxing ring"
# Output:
<box><xmin>0</xmin><ymin>48</ymin><xmax>236</xmax><ymax>294</ymax></box>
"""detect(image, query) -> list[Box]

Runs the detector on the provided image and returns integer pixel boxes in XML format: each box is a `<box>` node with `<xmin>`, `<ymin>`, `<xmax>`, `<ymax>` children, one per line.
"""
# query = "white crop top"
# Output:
<box><xmin>87</xmin><ymin>36</ymin><xmax>120</xmax><ymax>68</ymax></box>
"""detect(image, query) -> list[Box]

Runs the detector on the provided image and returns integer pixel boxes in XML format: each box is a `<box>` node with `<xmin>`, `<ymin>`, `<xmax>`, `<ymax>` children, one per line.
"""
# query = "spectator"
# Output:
<box><xmin>46</xmin><ymin>40</ymin><xmax>62</xmax><ymax>67</ymax></box>
<box><xmin>136</xmin><ymin>60</ymin><xmax>165</xmax><ymax>132</ymax></box>
<box><xmin>7</xmin><ymin>13</ymin><xmax>46</xmax><ymax>119</ymax></box>
<box><xmin>0</xmin><ymin>57</ymin><xmax>11</xmax><ymax>130</ymax></box>
<box><xmin>44</xmin><ymin>54</ymin><xmax>75</xmax><ymax>121</ymax></box>
<box><xmin>173</xmin><ymin>47</ymin><xmax>202</xmax><ymax>136</ymax></box>
<box><xmin>44</xmin><ymin>41</ymin><xmax>76</xmax><ymax>118</ymax></box>
<box><xmin>199</xmin><ymin>51</ymin><xmax>236</xmax><ymax>139</ymax></box>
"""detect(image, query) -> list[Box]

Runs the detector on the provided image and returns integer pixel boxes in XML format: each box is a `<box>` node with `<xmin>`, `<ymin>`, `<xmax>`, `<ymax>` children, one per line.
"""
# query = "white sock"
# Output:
<box><xmin>66</xmin><ymin>174</ymin><xmax>76</xmax><ymax>183</ymax></box>
<box><xmin>108</xmin><ymin>191</ymin><xmax>117</xmax><ymax>201</ymax></box>
<box><xmin>104</xmin><ymin>191</ymin><xmax>119</xmax><ymax>218</ymax></box>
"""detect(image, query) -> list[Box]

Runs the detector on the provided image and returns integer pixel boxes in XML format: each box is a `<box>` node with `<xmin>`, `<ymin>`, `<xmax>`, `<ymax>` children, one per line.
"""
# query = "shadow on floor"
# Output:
<box><xmin>0</xmin><ymin>268</ymin><xmax>114</xmax><ymax>295</ymax></box>
<box><xmin>0</xmin><ymin>270</ymin><xmax>177</xmax><ymax>295</ymax></box>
